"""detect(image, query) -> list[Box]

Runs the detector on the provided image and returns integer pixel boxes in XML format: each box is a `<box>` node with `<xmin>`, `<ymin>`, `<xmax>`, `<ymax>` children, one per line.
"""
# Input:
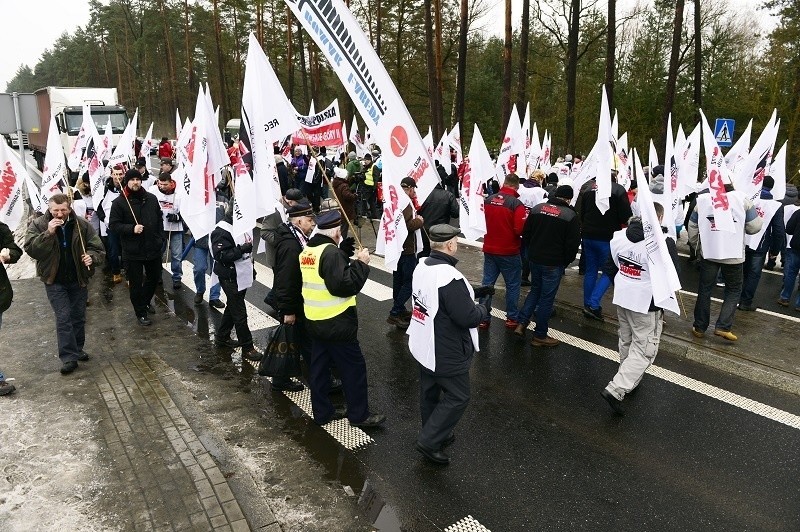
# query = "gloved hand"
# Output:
<box><xmin>166</xmin><ymin>213</ymin><xmax>181</xmax><ymax>223</ymax></box>
<box><xmin>339</xmin><ymin>236</ymin><xmax>356</xmax><ymax>257</ymax></box>
<box><xmin>472</xmin><ymin>285</ymin><xmax>495</xmax><ymax>298</ymax></box>
<box><xmin>239</xmin><ymin>242</ymin><xmax>253</xmax><ymax>254</ymax></box>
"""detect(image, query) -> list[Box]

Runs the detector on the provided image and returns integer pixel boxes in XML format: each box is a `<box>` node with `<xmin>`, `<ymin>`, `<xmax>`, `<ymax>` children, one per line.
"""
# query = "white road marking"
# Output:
<box><xmin>445</xmin><ymin>515</ymin><xmax>491</xmax><ymax>532</ymax></box>
<box><xmin>173</xmin><ymin>261</ymin><xmax>374</xmax><ymax>450</ymax></box>
<box><xmin>678</xmin><ymin>289</ymin><xmax>800</xmax><ymax>324</ymax></box>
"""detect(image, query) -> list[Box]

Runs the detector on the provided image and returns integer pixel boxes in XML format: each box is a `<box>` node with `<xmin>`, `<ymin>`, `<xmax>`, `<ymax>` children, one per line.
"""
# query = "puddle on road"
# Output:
<box><xmin>167</xmin><ymin>286</ymin><xmax>405</xmax><ymax>531</ymax></box>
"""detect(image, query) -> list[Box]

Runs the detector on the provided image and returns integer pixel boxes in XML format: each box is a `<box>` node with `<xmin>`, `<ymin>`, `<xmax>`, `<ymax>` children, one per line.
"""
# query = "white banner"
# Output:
<box><xmin>700</xmin><ymin>109</ymin><xmax>735</xmax><ymax>233</ymax></box>
<box><xmin>495</xmin><ymin>104</ymin><xmax>523</xmax><ymax>181</ymax></box>
<box><xmin>292</xmin><ymin>99</ymin><xmax>344</xmax><ymax>147</ymax></box>
<box><xmin>40</xmin><ymin>115</ymin><xmax>67</xmax><ymax>205</ymax></box>
<box><xmin>67</xmin><ymin>104</ymin><xmax>91</xmax><ymax>171</ymax></box>
<box><xmin>458</xmin><ymin>124</ymin><xmax>490</xmax><ymax>241</ymax></box>
<box><xmin>139</xmin><ymin>122</ymin><xmax>155</xmax><ymax>159</ymax></box>
<box><xmin>286</xmin><ymin>0</ymin><xmax>439</xmax><ymax>268</ymax></box>
<box><xmin>107</xmin><ymin>108</ymin><xmax>138</xmax><ymax>168</ymax></box>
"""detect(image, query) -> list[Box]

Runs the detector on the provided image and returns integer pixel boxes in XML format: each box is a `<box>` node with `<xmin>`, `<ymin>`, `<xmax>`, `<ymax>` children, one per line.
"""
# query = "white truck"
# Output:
<box><xmin>29</xmin><ymin>87</ymin><xmax>129</xmax><ymax>177</ymax></box>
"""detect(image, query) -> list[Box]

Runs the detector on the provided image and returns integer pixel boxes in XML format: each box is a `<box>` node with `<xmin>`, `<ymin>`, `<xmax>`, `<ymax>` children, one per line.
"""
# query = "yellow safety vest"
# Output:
<box><xmin>300</xmin><ymin>243</ymin><xmax>357</xmax><ymax>321</ymax></box>
<box><xmin>364</xmin><ymin>165</ymin><xmax>375</xmax><ymax>186</ymax></box>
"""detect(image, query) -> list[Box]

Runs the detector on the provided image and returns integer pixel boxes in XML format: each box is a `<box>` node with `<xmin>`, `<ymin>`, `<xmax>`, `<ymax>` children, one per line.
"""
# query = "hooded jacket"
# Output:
<box><xmin>0</xmin><ymin>221</ymin><xmax>23</xmax><ymax>312</ymax></box>
<box><xmin>577</xmin><ymin>179</ymin><xmax>633</xmax><ymax>241</ymax></box>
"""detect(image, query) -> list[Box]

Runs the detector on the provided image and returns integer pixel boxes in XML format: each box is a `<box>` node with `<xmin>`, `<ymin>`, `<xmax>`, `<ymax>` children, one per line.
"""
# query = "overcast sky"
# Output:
<box><xmin>1</xmin><ymin>0</ymin><xmax>777</xmax><ymax>91</ymax></box>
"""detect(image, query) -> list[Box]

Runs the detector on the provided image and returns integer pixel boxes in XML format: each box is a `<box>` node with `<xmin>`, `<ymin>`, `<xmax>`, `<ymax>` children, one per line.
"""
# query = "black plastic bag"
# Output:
<box><xmin>258</xmin><ymin>323</ymin><xmax>302</xmax><ymax>378</ymax></box>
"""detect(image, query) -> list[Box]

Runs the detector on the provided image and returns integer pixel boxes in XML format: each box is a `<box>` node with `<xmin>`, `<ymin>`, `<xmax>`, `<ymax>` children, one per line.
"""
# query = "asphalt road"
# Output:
<box><xmin>162</xmin><ymin>253</ymin><xmax>800</xmax><ymax>532</ymax></box>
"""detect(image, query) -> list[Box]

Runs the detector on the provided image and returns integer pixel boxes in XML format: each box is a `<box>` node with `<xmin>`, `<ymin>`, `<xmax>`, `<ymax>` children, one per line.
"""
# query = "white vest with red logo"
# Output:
<box><xmin>407</xmin><ymin>262</ymin><xmax>479</xmax><ymax>372</ymax></box>
<box><xmin>696</xmin><ymin>190</ymin><xmax>747</xmax><ymax>260</ymax></box>
<box><xmin>610</xmin><ymin>230</ymin><xmax>653</xmax><ymax>314</ymax></box>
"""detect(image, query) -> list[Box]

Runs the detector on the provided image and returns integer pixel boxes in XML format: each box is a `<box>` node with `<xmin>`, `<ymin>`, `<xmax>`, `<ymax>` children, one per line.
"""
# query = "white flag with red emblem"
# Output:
<box><xmin>700</xmin><ymin>109</ymin><xmax>735</xmax><ymax>233</ymax></box>
<box><xmin>66</xmin><ymin>105</ymin><xmax>92</xmax><ymax>171</ymax></box>
<box><xmin>495</xmin><ymin>104</ymin><xmax>524</xmax><ymax>181</ymax></box>
<box><xmin>434</xmin><ymin>129</ymin><xmax>449</xmax><ymax>170</ymax></box>
<box><xmin>448</xmin><ymin>122</ymin><xmax>462</xmax><ymax>166</ymax></box>
<box><xmin>107</xmin><ymin>109</ymin><xmax>138</xmax><ymax>168</ymax></box>
<box><xmin>0</xmin><ymin>141</ymin><xmax>27</xmax><ymax>230</ymax></box>
<box><xmin>735</xmin><ymin>110</ymin><xmax>778</xmax><ymax>201</ymax></box>
<box><xmin>458</xmin><ymin>124</ymin><xmax>491</xmax><ymax>241</ymax></box>
<box><xmin>139</xmin><ymin>122</ymin><xmax>155</xmax><ymax>159</ymax></box>
<box><xmin>349</xmin><ymin>116</ymin><xmax>365</xmax><ymax>157</ymax></box>
<box><xmin>40</xmin><ymin>116</ymin><xmax>67</xmax><ymax>205</ymax></box>
<box><xmin>98</xmin><ymin>118</ymin><xmax>113</xmax><ymax>163</ymax></box>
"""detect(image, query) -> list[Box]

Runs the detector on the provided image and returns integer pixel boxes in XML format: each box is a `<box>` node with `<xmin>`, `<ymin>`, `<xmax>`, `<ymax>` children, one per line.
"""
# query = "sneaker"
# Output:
<box><xmin>112</xmin><ymin>274</ymin><xmax>123</xmax><ymax>284</ymax></box>
<box><xmin>601</xmin><ymin>389</ymin><xmax>625</xmax><ymax>415</ymax></box>
<box><xmin>478</xmin><ymin>320</ymin><xmax>490</xmax><ymax>330</ymax></box>
<box><xmin>350</xmin><ymin>414</ymin><xmax>386</xmax><ymax>428</ymax></box>
<box><xmin>386</xmin><ymin>314</ymin><xmax>410</xmax><ymax>329</ymax></box>
<box><xmin>691</xmin><ymin>327</ymin><xmax>705</xmax><ymax>338</ymax></box>
<box><xmin>209</xmin><ymin>299</ymin><xmax>225</xmax><ymax>309</ymax></box>
<box><xmin>173</xmin><ymin>281</ymin><xmax>182</xmax><ymax>290</ymax></box>
<box><xmin>0</xmin><ymin>380</ymin><xmax>16</xmax><ymax>396</ymax></box>
<box><xmin>531</xmin><ymin>335</ymin><xmax>560</xmax><ymax>347</ymax></box>
<box><xmin>777</xmin><ymin>298</ymin><xmax>789</xmax><ymax>307</ymax></box>
<box><xmin>60</xmin><ymin>360</ymin><xmax>78</xmax><ymax>374</ymax></box>
<box><xmin>194</xmin><ymin>293</ymin><xmax>204</xmax><ymax>305</ymax></box>
<box><xmin>137</xmin><ymin>316</ymin><xmax>152</xmax><ymax>326</ymax></box>
<box><xmin>504</xmin><ymin>319</ymin><xmax>519</xmax><ymax>329</ymax></box>
<box><xmin>713</xmin><ymin>329</ymin><xmax>738</xmax><ymax>341</ymax></box>
<box><xmin>582</xmin><ymin>306</ymin><xmax>604</xmax><ymax>321</ymax></box>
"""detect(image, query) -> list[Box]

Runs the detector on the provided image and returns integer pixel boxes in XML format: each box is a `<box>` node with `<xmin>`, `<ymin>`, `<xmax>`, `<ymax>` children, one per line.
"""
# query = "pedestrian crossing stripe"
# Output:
<box><xmin>445</xmin><ymin>515</ymin><xmax>491</xmax><ymax>532</ymax></box>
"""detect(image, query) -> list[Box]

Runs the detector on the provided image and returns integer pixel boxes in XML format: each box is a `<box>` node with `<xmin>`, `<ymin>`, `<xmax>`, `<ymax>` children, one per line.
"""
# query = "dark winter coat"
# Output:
<box><xmin>418</xmin><ymin>185</ymin><xmax>459</xmax><ymax>229</ymax></box>
<box><xmin>522</xmin><ymin>197</ymin><xmax>581</xmax><ymax>267</ymax></box>
<box><xmin>577</xmin><ymin>179</ymin><xmax>633</xmax><ymax>241</ymax></box>
<box><xmin>422</xmin><ymin>251</ymin><xmax>489</xmax><ymax>377</ymax></box>
<box><xmin>273</xmin><ymin>223</ymin><xmax>305</xmax><ymax>315</ymax></box>
<box><xmin>0</xmin><ymin>221</ymin><xmax>23</xmax><ymax>312</ymax></box>
<box><xmin>304</xmin><ymin>234</ymin><xmax>369</xmax><ymax>343</ymax></box>
<box><xmin>109</xmin><ymin>187</ymin><xmax>164</xmax><ymax>261</ymax></box>
<box><xmin>210</xmin><ymin>222</ymin><xmax>252</xmax><ymax>283</ymax></box>
<box><xmin>331</xmin><ymin>177</ymin><xmax>356</xmax><ymax>221</ymax></box>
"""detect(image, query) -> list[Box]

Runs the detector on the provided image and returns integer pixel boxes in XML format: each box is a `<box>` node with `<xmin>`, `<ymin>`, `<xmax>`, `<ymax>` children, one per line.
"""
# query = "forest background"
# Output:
<box><xmin>5</xmin><ymin>0</ymin><xmax>799</xmax><ymax>182</ymax></box>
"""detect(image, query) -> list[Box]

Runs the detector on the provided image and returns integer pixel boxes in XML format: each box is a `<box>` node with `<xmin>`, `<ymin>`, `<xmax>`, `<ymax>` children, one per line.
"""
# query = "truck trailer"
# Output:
<box><xmin>28</xmin><ymin>87</ymin><xmax>129</xmax><ymax>176</ymax></box>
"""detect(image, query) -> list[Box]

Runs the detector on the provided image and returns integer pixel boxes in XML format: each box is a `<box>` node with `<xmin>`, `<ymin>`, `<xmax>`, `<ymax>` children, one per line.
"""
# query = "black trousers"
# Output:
<box><xmin>219</xmin><ymin>279</ymin><xmax>253</xmax><ymax>350</ymax></box>
<box><xmin>309</xmin><ymin>340</ymin><xmax>369</xmax><ymax>424</ymax></box>
<box><xmin>418</xmin><ymin>369</ymin><xmax>470</xmax><ymax>451</ymax></box>
<box><xmin>45</xmin><ymin>282</ymin><xmax>88</xmax><ymax>362</ymax></box>
<box><xmin>126</xmin><ymin>258</ymin><xmax>161</xmax><ymax>318</ymax></box>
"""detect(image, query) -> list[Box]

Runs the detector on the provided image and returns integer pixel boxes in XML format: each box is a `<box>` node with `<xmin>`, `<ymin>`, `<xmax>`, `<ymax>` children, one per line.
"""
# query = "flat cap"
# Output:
<box><xmin>284</xmin><ymin>188</ymin><xmax>304</xmax><ymax>201</ymax></box>
<box><xmin>400</xmin><ymin>177</ymin><xmax>417</xmax><ymax>188</ymax></box>
<box><xmin>316</xmin><ymin>210</ymin><xmax>341</xmax><ymax>229</ymax></box>
<box><xmin>160</xmin><ymin>157</ymin><xmax>174</xmax><ymax>165</ymax></box>
<box><xmin>428</xmin><ymin>224</ymin><xmax>460</xmax><ymax>242</ymax></box>
<box><xmin>287</xmin><ymin>200</ymin><xmax>314</xmax><ymax>218</ymax></box>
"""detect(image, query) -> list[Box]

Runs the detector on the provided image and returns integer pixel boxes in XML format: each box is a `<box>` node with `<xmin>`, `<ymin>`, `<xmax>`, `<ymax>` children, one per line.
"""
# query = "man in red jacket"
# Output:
<box><xmin>480</xmin><ymin>173</ymin><xmax>528</xmax><ymax>329</ymax></box>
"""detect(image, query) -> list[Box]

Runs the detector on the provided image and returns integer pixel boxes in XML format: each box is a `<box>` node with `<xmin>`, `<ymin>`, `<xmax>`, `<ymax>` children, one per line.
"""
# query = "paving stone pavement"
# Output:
<box><xmin>93</xmin><ymin>355</ymin><xmax>254</xmax><ymax>531</ymax></box>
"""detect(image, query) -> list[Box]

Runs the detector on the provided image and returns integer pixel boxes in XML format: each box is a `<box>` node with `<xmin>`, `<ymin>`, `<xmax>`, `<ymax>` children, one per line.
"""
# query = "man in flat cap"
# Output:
<box><xmin>299</xmin><ymin>210</ymin><xmax>385</xmax><ymax>428</ymax></box>
<box><xmin>387</xmin><ymin>177</ymin><xmax>424</xmax><ymax>328</ymax></box>
<box><xmin>516</xmin><ymin>185</ymin><xmax>581</xmax><ymax>347</ymax></box>
<box><xmin>407</xmin><ymin>224</ymin><xmax>490</xmax><ymax>465</ymax></box>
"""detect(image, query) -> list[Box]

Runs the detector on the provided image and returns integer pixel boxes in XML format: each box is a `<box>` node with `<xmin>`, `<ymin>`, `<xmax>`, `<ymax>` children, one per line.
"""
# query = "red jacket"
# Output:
<box><xmin>158</xmin><ymin>141</ymin><xmax>173</xmax><ymax>159</ymax></box>
<box><xmin>482</xmin><ymin>186</ymin><xmax>528</xmax><ymax>255</ymax></box>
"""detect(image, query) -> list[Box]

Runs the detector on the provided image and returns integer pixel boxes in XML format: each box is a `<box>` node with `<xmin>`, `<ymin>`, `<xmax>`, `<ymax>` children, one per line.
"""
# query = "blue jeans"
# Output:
<box><xmin>391</xmin><ymin>254</ymin><xmax>418</xmax><ymax>316</ymax></box>
<box><xmin>482</xmin><ymin>253</ymin><xmax>522</xmax><ymax>321</ymax></box>
<box><xmin>740</xmin><ymin>249</ymin><xmax>766</xmax><ymax>306</ymax></box>
<box><xmin>780</xmin><ymin>248</ymin><xmax>800</xmax><ymax>305</ymax></box>
<box><xmin>193</xmin><ymin>247</ymin><xmax>221</xmax><ymax>300</ymax></box>
<box><xmin>582</xmin><ymin>238</ymin><xmax>611</xmax><ymax>308</ymax></box>
<box><xmin>693</xmin><ymin>260</ymin><xmax>743</xmax><ymax>332</ymax></box>
<box><xmin>519</xmin><ymin>263</ymin><xmax>564</xmax><ymax>338</ymax></box>
<box><xmin>44</xmin><ymin>282</ymin><xmax>88</xmax><ymax>362</ymax></box>
<box><xmin>162</xmin><ymin>231</ymin><xmax>184</xmax><ymax>282</ymax></box>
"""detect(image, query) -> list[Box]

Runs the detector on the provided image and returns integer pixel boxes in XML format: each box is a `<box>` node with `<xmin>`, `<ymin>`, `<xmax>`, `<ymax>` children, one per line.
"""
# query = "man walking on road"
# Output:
<box><xmin>150</xmin><ymin>172</ymin><xmax>184</xmax><ymax>291</ymax></box>
<box><xmin>480</xmin><ymin>173</ymin><xmax>528</xmax><ymax>329</ymax></box>
<box><xmin>515</xmin><ymin>185</ymin><xmax>580</xmax><ymax>347</ymax></box>
<box><xmin>109</xmin><ymin>169</ymin><xmax>164</xmax><ymax>326</ymax></box>
<box><xmin>387</xmin><ymin>177</ymin><xmax>424</xmax><ymax>328</ymax></box>
<box><xmin>25</xmin><ymin>193</ymin><xmax>105</xmax><ymax>374</ymax></box>
<box><xmin>1</xmin><ymin>220</ymin><xmax>23</xmax><ymax>393</ymax></box>
<box><xmin>408</xmin><ymin>224</ymin><xmax>490</xmax><ymax>465</ymax></box>
<box><xmin>300</xmin><ymin>210</ymin><xmax>385</xmax><ymax>428</ymax></box>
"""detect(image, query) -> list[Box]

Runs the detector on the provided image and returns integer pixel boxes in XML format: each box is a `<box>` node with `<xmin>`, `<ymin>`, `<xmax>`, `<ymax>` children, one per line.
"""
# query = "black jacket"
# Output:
<box><xmin>787</xmin><ymin>209</ymin><xmax>800</xmax><ymax>251</ymax></box>
<box><xmin>0</xmin><ymin>221</ymin><xmax>23</xmax><ymax>312</ymax></box>
<box><xmin>522</xmin><ymin>197</ymin><xmax>581</xmax><ymax>267</ymax></box>
<box><xmin>304</xmin><ymin>234</ymin><xmax>369</xmax><ymax>343</ymax></box>
<box><xmin>578</xmin><ymin>179</ymin><xmax>633</xmax><ymax>241</ymax></box>
<box><xmin>418</xmin><ymin>185</ymin><xmax>459</xmax><ymax>229</ymax></box>
<box><xmin>422</xmin><ymin>251</ymin><xmax>489</xmax><ymax>377</ymax></box>
<box><xmin>601</xmin><ymin>219</ymin><xmax>680</xmax><ymax>312</ymax></box>
<box><xmin>210</xmin><ymin>222</ymin><xmax>252</xmax><ymax>283</ymax></box>
<box><xmin>109</xmin><ymin>187</ymin><xmax>164</xmax><ymax>261</ymax></box>
<box><xmin>273</xmin><ymin>223</ymin><xmax>305</xmax><ymax>315</ymax></box>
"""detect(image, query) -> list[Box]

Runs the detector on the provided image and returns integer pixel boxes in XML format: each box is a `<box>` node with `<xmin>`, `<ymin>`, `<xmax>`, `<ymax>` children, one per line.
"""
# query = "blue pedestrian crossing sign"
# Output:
<box><xmin>714</xmin><ymin>118</ymin><xmax>735</xmax><ymax>147</ymax></box>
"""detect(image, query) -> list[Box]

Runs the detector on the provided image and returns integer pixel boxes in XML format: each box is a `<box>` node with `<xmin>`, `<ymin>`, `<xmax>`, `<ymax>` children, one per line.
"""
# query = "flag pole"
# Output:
<box><xmin>65</xmin><ymin>179</ymin><xmax>90</xmax><ymax>269</ymax></box>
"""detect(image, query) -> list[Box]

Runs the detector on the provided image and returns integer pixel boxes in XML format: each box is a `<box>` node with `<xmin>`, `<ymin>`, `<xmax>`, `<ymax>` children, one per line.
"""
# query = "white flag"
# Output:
<box><xmin>632</xmin><ymin>147</ymin><xmax>681</xmax><ymax>315</ymax></box>
<box><xmin>676</xmin><ymin>123</ymin><xmax>701</xmax><ymax>198</ymax></box>
<box><xmin>67</xmin><ymin>105</ymin><xmax>92</xmax><ymax>171</ymax></box>
<box><xmin>770</xmin><ymin>141</ymin><xmax>788</xmax><ymax>201</ymax></box>
<box><xmin>40</xmin><ymin>116</ymin><xmax>67</xmax><ymax>204</ymax></box>
<box><xmin>139</xmin><ymin>122</ymin><xmax>155</xmax><ymax>159</ymax></box>
<box><xmin>700</xmin><ymin>109</ymin><xmax>735</xmax><ymax>233</ymax></box>
<box><xmin>656</xmin><ymin>113</ymin><xmax>677</xmax><ymax>240</ymax></box>
<box><xmin>422</xmin><ymin>127</ymin><xmax>434</xmax><ymax>160</ymax></box>
<box><xmin>448</xmin><ymin>123</ymin><xmax>462</xmax><ymax>167</ymax></box>
<box><xmin>98</xmin><ymin>118</ymin><xmax>113</xmax><ymax>163</ymax></box>
<box><xmin>241</xmin><ymin>34</ymin><xmax>302</xmax><ymax>219</ymax></box>
<box><xmin>495</xmin><ymin>104</ymin><xmax>523</xmax><ymax>181</ymax></box>
<box><xmin>648</xmin><ymin>139</ymin><xmax>659</xmax><ymax>173</ymax></box>
<box><xmin>434</xmin><ymin>129</ymin><xmax>449</xmax><ymax>170</ymax></box>
<box><xmin>0</xmin><ymin>141</ymin><xmax>27</xmax><ymax>230</ymax></box>
<box><xmin>724</xmin><ymin>118</ymin><xmax>752</xmax><ymax>174</ymax></box>
<box><xmin>232</xmin><ymin>156</ymin><xmax>258</xmax><ymax>237</ymax></box>
<box><xmin>528</xmin><ymin>122</ymin><xmax>542</xmax><ymax>171</ymax></box>
<box><xmin>349</xmin><ymin>116</ymin><xmax>365</xmax><ymax>156</ymax></box>
<box><xmin>735</xmin><ymin>110</ymin><xmax>778</xmax><ymax>201</ymax></box>
<box><xmin>593</xmin><ymin>86</ymin><xmax>614</xmax><ymax>214</ymax></box>
<box><xmin>107</xmin><ymin>108</ymin><xmax>138</xmax><ymax>168</ymax></box>
<box><xmin>458</xmin><ymin>124</ymin><xmax>490</xmax><ymax>241</ymax></box>
<box><xmin>175</xmin><ymin>109</ymin><xmax>182</xmax><ymax>140</ymax></box>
